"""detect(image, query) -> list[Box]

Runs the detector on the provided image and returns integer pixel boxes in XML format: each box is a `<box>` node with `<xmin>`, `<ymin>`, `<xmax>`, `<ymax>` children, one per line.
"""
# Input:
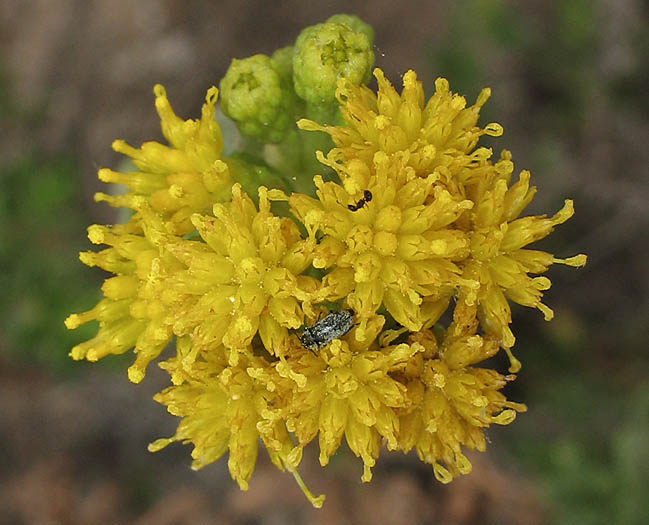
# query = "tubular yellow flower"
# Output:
<box><xmin>394</xmin><ymin>316</ymin><xmax>526</xmax><ymax>484</ymax></box>
<box><xmin>281</xmin><ymin>314</ymin><xmax>416</xmax><ymax>483</ymax></box>
<box><xmin>459</xmin><ymin>168</ymin><xmax>587</xmax><ymax>364</ymax></box>
<box><xmin>150</xmin><ymin>350</ymin><xmax>290</xmax><ymax>488</ymax></box>
<box><xmin>96</xmin><ymin>85</ymin><xmax>232</xmax><ymax>234</ymax></box>
<box><xmin>150</xmin><ymin>336</ymin><xmax>325</xmax><ymax>507</ymax></box>
<box><xmin>138</xmin><ymin>183</ymin><xmax>318</xmax><ymax>368</ymax></box>
<box><xmin>298</xmin><ymin>68</ymin><xmax>503</xmax><ymax>183</ymax></box>
<box><xmin>286</xmin><ymin>151</ymin><xmax>475</xmax><ymax>333</ymax></box>
<box><xmin>65</xmin><ymin>214</ymin><xmax>174</xmax><ymax>381</ymax></box>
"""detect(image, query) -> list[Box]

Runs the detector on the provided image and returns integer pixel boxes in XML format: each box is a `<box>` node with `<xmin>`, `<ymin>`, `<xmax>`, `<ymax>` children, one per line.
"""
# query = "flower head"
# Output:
<box><xmin>281</xmin><ymin>314</ymin><xmax>415</xmax><ymax>482</ymax></box>
<box><xmin>286</xmin><ymin>148</ymin><xmax>474</xmax><ymax>334</ymax></box>
<box><xmin>65</xmin><ymin>214</ymin><xmax>174</xmax><ymax>381</ymax></box>
<box><xmin>139</xmin><ymin>183</ymin><xmax>318</xmax><ymax>368</ymax></box>
<box><xmin>459</xmin><ymin>169</ymin><xmax>587</xmax><ymax>361</ymax></box>
<box><xmin>394</xmin><ymin>307</ymin><xmax>527</xmax><ymax>483</ymax></box>
<box><xmin>298</xmin><ymin>68</ymin><xmax>503</xmax><ymax>186</ymax></box>
<box><xmin>149</xmin><ymin>345</ymin><xmax>286</xmax><ymax>485</ymax></box>
<box><xmin>96</xmin><ymin>85</ymin><xmax>232</xmax><ymax>234</ymax></box>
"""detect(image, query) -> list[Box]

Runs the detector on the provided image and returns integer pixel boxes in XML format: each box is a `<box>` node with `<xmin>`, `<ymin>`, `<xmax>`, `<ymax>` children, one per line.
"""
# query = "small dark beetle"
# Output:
<box><xmin>347</xmin><ymin>190</ymin><xmax>373</xmax><ymax>211</ymax></box>
<box><xmin>299</xmin><ymin>309</ymin><xmax>355</xmax><ymax>350</ymax></box>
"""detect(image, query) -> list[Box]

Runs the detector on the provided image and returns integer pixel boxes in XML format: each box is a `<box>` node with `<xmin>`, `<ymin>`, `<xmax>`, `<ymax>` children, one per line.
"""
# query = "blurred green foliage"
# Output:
<box><xmin>428</xmin><ymin>0</ymin><xmax>599</xmax><ymax>126</ymax></box>
<box><xmin>0</xmin><ymin>155</ymin><xmax>103</xmax><ymax>373</ymax></box>
<box><xmin>508</xmin><ymin>360</ymin><xmax>649</xmax><ymax>525</ymax></box>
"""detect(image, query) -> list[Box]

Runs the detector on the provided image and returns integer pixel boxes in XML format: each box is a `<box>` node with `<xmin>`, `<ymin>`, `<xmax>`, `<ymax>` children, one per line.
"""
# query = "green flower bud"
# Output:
<box><xmin>293</xmin><ymin>21</ymin><xmax>374</xmax><ymax>107</ymax></box>
<box><xmin>219</xmin><ymin>54</ymin><xmax>297</xmax><ymax>143</ymax></box>
<box><xmin>326</xmin><ymin>14</ymin><xmax>374</xmax><ymax>45</ymax></box>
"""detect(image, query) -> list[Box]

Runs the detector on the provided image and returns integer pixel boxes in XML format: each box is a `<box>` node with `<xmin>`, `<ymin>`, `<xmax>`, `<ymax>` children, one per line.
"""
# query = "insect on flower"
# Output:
<box><xmin>347</xmin><ymin>189</ymin><xmax>373</xmax><ymax>211</ymax></box>
<box><xmin>299</xmin><ymin>309</ymin><xmax>355</xmax><ymax>350</ymax></box>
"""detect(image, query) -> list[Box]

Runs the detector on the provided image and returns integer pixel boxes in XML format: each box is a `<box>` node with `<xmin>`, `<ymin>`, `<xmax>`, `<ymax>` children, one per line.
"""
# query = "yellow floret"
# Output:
<box><xmin>97</xmin><ymin>85</ymin><xmax>232</xmax><ymax>234</ymax></box>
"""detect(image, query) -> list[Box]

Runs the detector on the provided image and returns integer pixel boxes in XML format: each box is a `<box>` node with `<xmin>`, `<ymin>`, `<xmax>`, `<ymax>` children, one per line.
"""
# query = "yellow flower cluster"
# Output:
<box><xmin>296</xmin><ymin>69</ymin><xmax>587</xmax><ymax>370</ymax></box>
<box><xmin>66</xmin><ymin>69</ymin><xmax>585</xmax><ymax>507</ymax></box>
<box><xmin>66</xmin><ymin>85</ymin><xmax>233</xmax><ymax>383</ymax></box>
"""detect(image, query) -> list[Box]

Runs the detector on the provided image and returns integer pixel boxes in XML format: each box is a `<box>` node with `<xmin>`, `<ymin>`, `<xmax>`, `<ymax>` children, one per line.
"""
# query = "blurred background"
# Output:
<box><xmin>1</xmin><ymin>1</ymin><xmax>648</xmax><ymax>523</ymax></box>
